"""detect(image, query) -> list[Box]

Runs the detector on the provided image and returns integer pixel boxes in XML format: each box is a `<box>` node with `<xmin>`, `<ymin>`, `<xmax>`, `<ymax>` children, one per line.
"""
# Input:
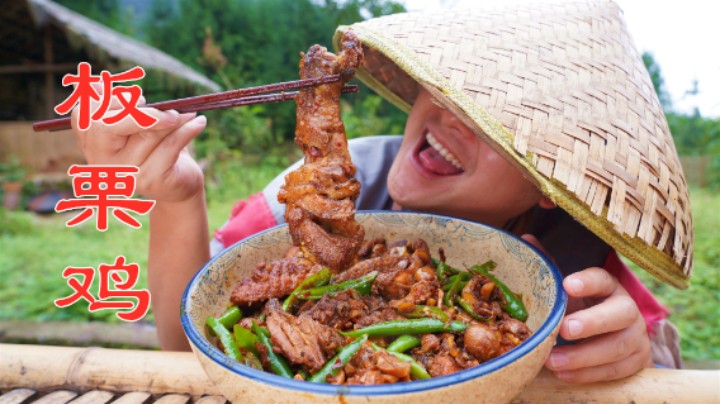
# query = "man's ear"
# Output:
<box><xmin>538</xmin><ymin>196</ymin><xmax>557</xmax><ymax>209</ymax></box>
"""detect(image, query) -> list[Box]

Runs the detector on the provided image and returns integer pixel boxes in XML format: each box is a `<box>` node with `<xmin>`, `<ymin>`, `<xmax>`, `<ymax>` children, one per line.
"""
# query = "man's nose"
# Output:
<box><xmin>439</xmin><ymin>108</ymin><xmax>475</xmax><ymax>140</ymax></box>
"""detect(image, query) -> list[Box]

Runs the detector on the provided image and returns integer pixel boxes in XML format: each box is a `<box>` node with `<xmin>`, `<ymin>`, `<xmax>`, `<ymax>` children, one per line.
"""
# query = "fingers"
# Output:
<box><xmin>563</xmin><ymin>266</ymin><xmax>618</xmax><ymax>299</ymax></box>
<box><xmin>552</xmin><ymin>349</ymin><xmax>650</xmax><ymax>383</ymax></box>
<box><xmin>547</xmin><ymin>315</ymin><xmax>648</xmax><ymax>372</ymax></box>
<box><xmin>144</xmin><ymin>115</ymin><xmax>206</xmax><ymax>170</ymax></box>
<box><xmin>545</xmin><ymin>266</ymin><xmax>653</xmax><ymax>383</ymax></box>
<box><xmin>121</xmin><ymin>112</ymin><xmax>197</xmax><ymax>165</ymax></box>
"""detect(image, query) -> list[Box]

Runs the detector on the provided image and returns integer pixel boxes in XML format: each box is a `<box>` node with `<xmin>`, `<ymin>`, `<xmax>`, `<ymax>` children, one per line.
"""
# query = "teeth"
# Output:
<box><xmin>426</xmin><ymin>132</ymin><xmax>464</xmax><ymax>170</ymax></box>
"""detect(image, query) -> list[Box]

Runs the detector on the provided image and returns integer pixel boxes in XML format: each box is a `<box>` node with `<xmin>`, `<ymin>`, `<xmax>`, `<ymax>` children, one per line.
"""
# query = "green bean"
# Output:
<box><xmin>297</xmin><ymin>271</ymin><xmax>377</xmax><ymax>300</ymax></box>
<box><xmin>402</xmin><ymin>305</ymin><xmax>450</xmax><ymax>322</ymax></box>
<box><xmin>341</xmin><ymin>318</ymin><xmax>467</xmax><ymax>338</ymax></box>
<box><xmin>469</xmin><ymin>262</ymin><xmax>528</xmax><ymax>321</ymax></box>
<box><xmin>309</xmin><ymin>334</ymin><xmax>368</xmax><ymax>383</ymax></box>
<box><xmin>233</xmin><ymin>324</ymin><xmax>259</xmax><ymax>356</ymax></box>
<box><xmin>386</xmin><ymin>335</ymin><xmax>421</xmax><ymax>353</ymax></box>
<box><xmin>207</xmin><ymin>316</ymin><xmax>243</xmax><ymax>362</ymax></box>
<box><xmin>282</xmin><ymin>267</ymin><xmax>332</xmax><ymax>311</ymax></box>
<box><xmin>251</xmin><ymin>321</ymin><xmax>293</xmax><ymax>378</ymax></box>
<box><xmin>370</xmin><ymin>343</ymin><xmax>430</xmax><ymax>380</ymax></box>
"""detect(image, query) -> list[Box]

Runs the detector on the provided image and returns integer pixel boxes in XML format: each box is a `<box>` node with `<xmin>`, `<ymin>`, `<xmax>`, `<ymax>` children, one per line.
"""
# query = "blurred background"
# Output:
<box><xmin>0</xmin><ymin>0</ymin><xmax>717</xmax><ymax>366</ymax></box>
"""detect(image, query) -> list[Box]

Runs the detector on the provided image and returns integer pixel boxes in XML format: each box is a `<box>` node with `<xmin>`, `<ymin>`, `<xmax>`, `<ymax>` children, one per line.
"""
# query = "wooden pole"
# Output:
<box><xmin>1</xmin><ymin>343</ymin><xmax>718</xmax><ymax>402</ymax></box>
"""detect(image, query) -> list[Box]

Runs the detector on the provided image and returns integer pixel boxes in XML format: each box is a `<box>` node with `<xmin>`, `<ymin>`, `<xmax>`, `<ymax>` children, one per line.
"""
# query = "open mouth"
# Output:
<box><xmin>415</xmin><ymin>131</ymin><xmax>465</xmax><ymax>175</ymax></box>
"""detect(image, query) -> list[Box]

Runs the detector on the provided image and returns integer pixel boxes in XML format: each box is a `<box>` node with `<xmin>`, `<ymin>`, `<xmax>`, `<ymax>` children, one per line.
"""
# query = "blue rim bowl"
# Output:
<box><xmin>182</xmin><ymin>211</ymin><xmax>566</xmax><ymax>402</ymax></box>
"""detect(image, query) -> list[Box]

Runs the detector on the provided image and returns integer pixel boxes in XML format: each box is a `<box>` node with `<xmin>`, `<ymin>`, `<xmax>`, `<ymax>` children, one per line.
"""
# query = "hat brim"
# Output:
<box><xmin>334</xmin><ymin>22</ymin><xmax>690</xmax><ymax>289</ymax></box>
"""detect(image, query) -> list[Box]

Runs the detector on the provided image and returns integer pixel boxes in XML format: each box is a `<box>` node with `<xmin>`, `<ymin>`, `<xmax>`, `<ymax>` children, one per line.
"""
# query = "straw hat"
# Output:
<box><xmin>334</xmin><ymin>0</ymin><xmax>693</xmax><ymax>288</ymax></box>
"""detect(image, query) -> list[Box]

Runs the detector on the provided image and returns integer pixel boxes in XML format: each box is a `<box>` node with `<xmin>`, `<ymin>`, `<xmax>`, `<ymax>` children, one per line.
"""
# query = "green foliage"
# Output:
<box><xmin>141</xmin><ymin>0</ymin><xmax>407</xmax><ymax>146</ymax></box>
<box><xmin>342</xmin><ymin>94</ymin><xmax>406</xmax><ymax>138</ymax></box>
<box><xmin>631</xmin><ymin>187</ymin><xmax>720</xmax><ymax>361</ymax></box>
<box><xmin>642</xmin><ymin>52</ymin><xmax>672</xmax><ymax>110</ymax></box>
<box><xmin>0</xmin><ymin>163</ymin><xmax>283</xmax><ymax>323</ymax></box>
<box><xmin>0</xmin><ymin>157</ymin><xmax>26</xmax><ymax>183</ymax></box>
<box><xmin>54</xmin><ymin>0</ymin><xmax>136</xmax><ymax>36</ymax></box>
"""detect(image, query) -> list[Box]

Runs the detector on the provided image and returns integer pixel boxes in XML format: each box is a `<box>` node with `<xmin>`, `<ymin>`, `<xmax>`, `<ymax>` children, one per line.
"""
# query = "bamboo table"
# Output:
<box><xmin>1</xmin><ymin>343</ymin><xmax>718</xmax><ymax>403</ymax></box>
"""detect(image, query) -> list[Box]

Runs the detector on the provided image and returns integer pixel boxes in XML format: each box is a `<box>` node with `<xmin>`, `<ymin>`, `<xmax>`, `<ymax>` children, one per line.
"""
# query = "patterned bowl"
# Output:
<box><xmin>182</xmin><ymin>211</ymin><xmax>566</xmax><ymax>403</ymax></box>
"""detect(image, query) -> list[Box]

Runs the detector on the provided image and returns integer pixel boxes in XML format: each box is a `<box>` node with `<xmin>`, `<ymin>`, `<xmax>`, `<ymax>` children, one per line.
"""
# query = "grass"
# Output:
<box><xmin>1</xmin><ymin>162</ymin><xmax>718</xmax><ymax>361</ymax></box>
<box><xmin>630</xmin><ymin>187</ymin><xmax>720</xmax><ymax>361</ymax></box>
<box><xmin>0</xmin><ymin>160</ymin><xmax>285</xmax><ymax>324</ymax></box>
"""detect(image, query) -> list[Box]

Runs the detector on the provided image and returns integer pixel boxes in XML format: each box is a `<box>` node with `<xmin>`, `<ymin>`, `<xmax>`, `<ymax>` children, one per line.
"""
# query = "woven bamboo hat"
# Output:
<box><xmin>334</xmin><ymin>0</ymin><xmax>693</xmax><ymax>288</ymax></box>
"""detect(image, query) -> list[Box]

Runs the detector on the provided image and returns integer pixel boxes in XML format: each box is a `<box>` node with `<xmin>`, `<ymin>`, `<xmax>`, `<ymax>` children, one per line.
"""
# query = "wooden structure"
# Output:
<box><xmin>0</xmin><ymin>0</ymin><xmax>219</xmax><ymax>175</ymax></box>
<box><xmin>1</xmin><ymin>343</ymin><xmax>718</xmax><ymax>403</ymax></box>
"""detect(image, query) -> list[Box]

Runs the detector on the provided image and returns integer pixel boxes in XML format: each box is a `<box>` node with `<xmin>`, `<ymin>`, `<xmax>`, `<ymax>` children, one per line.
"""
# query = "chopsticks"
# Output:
<box><xmin>32</xmin><ymin>74</ymin><xmax>358</xmax><ymax>132</ymax></box>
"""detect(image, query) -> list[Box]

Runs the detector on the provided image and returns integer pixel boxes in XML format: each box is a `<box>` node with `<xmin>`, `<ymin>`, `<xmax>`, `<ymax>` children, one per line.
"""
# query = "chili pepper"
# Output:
<box><xmin>309</xmin><ymin>334</ymin><xmax>368</xmax><ymax>383</ymax></box>
<box><xmin>386</xmin><ymin>335</ymin><xmax>421</xmax><ymax>353</ymax></box>
<box><xmin>456</xmin><ymin>296</ymin><xmax>490</xmax><ymax>322</ymax></box>
<box><xmin>298</xmin><ymin>271</ymin><xmax>378</xmax><ymax>300</ymax></box>
<box><xmin>251</xmin><ymin>321</ymin><xmax>293</xmax><ymax>378</ymax></box>
<box><xmin>341</xmin><ymin>318</ymin><xmax>467</xmax><ymax>338</ymax></box>
<box><xmin>443</xmin><ymin>272</ymin><xmax>471</xmax><ymax>308</ymax></box>
<box><xmin>207</xmin><ymin>306</ymin><xmax>242</xmax><ymax>337</ymax></box>
<box><xmin>370</xmin><ymin>343</ymin><xmax>430</xmax><ymax>380</ymax></box>
<box><xmin>207</xmin><ymin>316</ymin><xmax>244</xmax><ymax>362</ymax></box>
<box><xmin>402</xmin><ymin>305</ymin><xmax>450</xmax><ymax>323</ymax></box>
<box><xmin>282</xmin><ymin>267</ymin><xmax>332</xmax><ymax>311</ymax></box>
<box><xmin>432</xmin><ymin>258</ymin><xmax>460</xmax><ymax>274</ymax></box>
<box><xmin>233</xmin><ymin>324</ymin><xmax>259</xmax><ymax>356</ymax></box>
<box><xmin>469</xmin><ymin>262</ymin><xmax>528</xmax><ymax>321</ymax></box>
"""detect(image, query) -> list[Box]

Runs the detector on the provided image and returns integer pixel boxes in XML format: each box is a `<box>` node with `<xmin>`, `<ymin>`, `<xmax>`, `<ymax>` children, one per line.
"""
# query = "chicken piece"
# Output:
<box><xmin>278</xmin><ymin>31</ymin><xmax>365</xmax><ymax>271</ymax></box>
<box><xmin>345</xmin><ymin>345</ymin><xmax>411</xmax><ymax>385</ymax></box>
<box><xmin>230</xmin><ymin>255</ymin><xmax>320</xmax><ymax>307</ymax></box>
<box><xmin>264</xmin><ymin>299</ymin><xmax>345</xmax><ymax>372</ymax></box>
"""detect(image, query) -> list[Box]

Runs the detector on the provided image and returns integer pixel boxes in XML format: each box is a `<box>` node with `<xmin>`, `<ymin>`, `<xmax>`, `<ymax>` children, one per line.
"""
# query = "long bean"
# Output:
<box><xmin>208</xmin><ymin>306</ymin><xmax>242</xmax><ymax>337</ymax></box>
<box><xmin>309</xmin><ymin>334</ymin><xmax>368</xmax><ymax>383</ymax></box>
<box><xmin>207</xmin><ymin>316</ymin><xmax>243</xmax><ymax>362</ymax></box>
<box><xmin>341</xmin><ymin>318</ymin><xmax>467</xmax><ymax>338</ymax></box>
<box><xmin>386</xmin><ymin>335</ymin><xmax>421</xmax><ymax>353</ymax></box>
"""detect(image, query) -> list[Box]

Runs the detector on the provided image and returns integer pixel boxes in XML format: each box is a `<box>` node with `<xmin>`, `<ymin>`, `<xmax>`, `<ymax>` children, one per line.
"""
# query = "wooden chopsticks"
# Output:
<box><xmin>32</xmin><ymin>75</ymin><xmax>358</xmax><ymax>132</ymax></box>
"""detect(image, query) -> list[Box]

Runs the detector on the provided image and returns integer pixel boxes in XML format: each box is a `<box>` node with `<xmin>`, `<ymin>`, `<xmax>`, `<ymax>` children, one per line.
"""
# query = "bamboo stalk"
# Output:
<box><xmin>2</xmin><ymin>343</ymin><xmax>717</xmax><ymax>402</ymax></box>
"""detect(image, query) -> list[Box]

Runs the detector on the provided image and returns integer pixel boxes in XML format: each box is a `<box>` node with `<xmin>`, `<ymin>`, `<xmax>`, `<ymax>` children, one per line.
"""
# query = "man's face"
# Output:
<box><xmin>387</xmin><ymin>89</ymin><xmax>542</xmax><ymax>228</ymax></box>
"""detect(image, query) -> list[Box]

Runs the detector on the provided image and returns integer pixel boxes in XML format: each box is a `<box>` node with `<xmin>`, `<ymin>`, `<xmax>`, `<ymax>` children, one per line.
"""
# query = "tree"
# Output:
<box><xmin>642</xmin><ymin>52</ymin><xmax>672</xmax><ymax>111</ymax></box>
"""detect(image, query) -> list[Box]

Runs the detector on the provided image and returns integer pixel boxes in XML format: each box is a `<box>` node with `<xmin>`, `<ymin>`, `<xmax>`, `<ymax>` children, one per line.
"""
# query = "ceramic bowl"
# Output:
<box><xmin>182</xmin><ymin>211</ymin><xmax>566</xmax><ymax>403</ymax></box>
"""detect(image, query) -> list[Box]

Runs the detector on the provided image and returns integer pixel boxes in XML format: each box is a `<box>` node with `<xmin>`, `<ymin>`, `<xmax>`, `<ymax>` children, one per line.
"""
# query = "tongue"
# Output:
<box><xmin>418</xmin><ymin>146</ymin><xmax>463</xmax><ymax>175</ymax></box>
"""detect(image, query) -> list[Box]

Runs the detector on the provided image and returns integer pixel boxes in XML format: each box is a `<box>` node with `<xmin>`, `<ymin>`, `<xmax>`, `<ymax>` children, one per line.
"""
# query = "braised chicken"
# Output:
<box><xmin>278</xmin><ymin>31</ymin><xmax>365</xmax><ymax>271</ymax></box>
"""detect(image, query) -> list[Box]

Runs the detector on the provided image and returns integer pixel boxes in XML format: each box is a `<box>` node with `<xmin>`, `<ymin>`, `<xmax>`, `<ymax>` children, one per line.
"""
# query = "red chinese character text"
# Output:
<box><xmin>54</xmin><ymin>256</ymin><xmax>151</xmax><ymax>322</ymax></box>
<box><xmin>54</xmin><ymin>62</ymin><xmax>158</xmax><ymax>130</ymax></box>
<box><xmin>55</xmin><ymin>165</ymin><xmax>155</xmax><ymax>231</ymax></box>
